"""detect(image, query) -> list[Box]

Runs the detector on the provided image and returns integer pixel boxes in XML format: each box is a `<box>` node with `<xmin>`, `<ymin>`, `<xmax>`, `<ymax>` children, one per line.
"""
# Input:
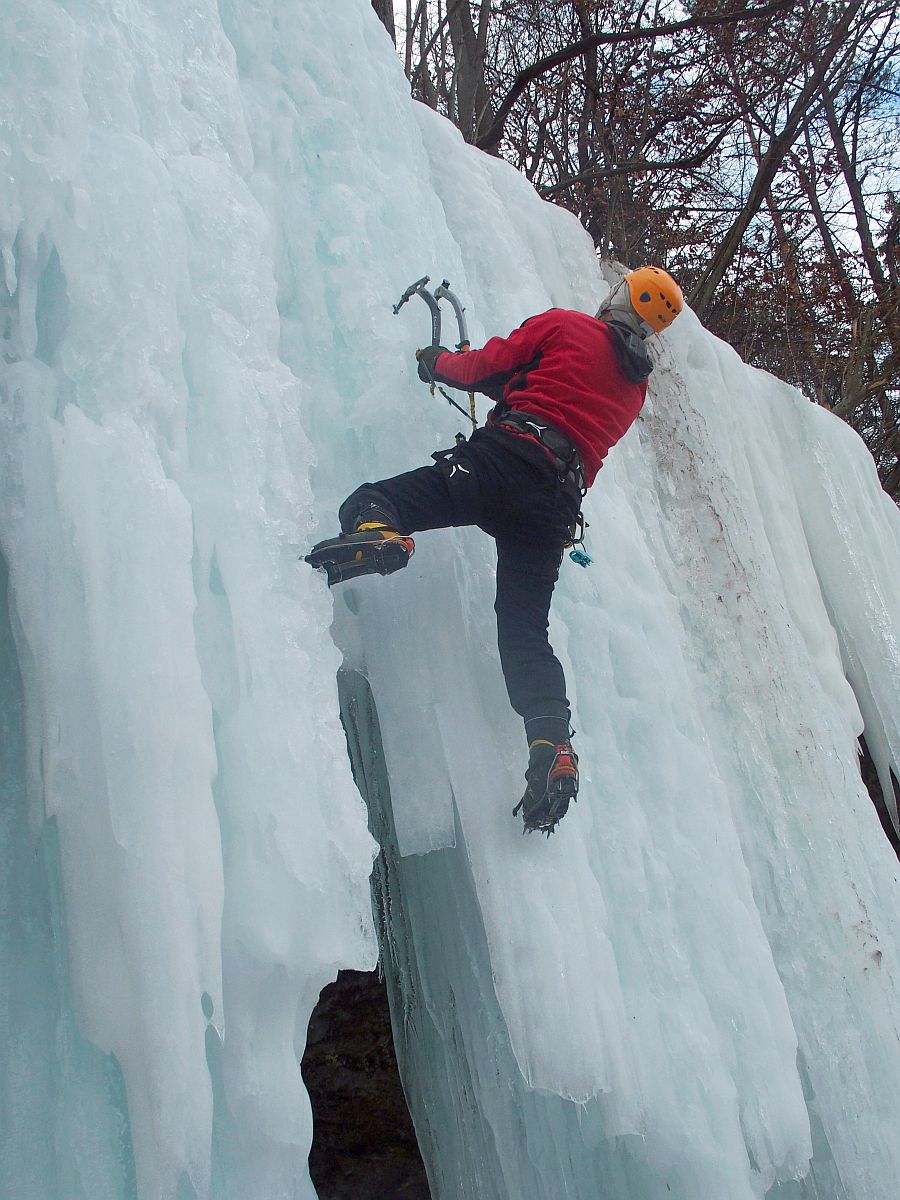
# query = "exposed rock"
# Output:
<box><xmin>302</xmin><ymin>969</ymin><xmax>432</xmax><ymax>1200</ymax></box>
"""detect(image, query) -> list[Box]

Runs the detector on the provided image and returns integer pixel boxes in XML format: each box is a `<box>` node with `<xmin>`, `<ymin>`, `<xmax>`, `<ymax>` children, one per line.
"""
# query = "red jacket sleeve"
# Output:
<box><xmin>431</xmin><ymin>316</ymin><xmax>547</xmax><ymax>393</ymax></box>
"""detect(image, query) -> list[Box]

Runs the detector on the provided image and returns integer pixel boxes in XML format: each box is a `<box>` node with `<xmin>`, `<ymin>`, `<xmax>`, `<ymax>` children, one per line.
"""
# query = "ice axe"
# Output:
<box><xmin>393</xmin><ymin>275</ymin><xmax>477</xmax><ymax>433</ymax></box>
<box><xmin>433</xmin><ymin>279</ymin><xmax>471</xmax><ymax>351</ymax></box>
<box><xmin>392</xmin><ymin>275</ymin><xmax>442</xmax><ymax>346</ymax></box>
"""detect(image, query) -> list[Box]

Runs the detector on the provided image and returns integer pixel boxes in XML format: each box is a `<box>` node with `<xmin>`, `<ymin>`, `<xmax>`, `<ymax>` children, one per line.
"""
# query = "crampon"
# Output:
<box><xmin>513</xmin><ymin>742</ymin><xmax>579</xmax><ymax>836</ymax></box>
<box><xmin>304</xmin><ymin>527</ymin><xmax>415</xmax><ymax>587</ymax></box>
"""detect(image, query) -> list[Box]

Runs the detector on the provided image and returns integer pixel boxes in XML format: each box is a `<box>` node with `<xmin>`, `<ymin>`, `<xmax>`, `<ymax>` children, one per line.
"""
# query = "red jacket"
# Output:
<box><xmin>431</xmin><ymin>309</ymin><xmax>648</xmax><ymax>486</ymax></box>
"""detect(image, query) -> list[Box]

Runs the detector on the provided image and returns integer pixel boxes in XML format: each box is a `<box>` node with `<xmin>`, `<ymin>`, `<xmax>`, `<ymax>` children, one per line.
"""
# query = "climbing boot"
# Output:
<box><xmin>305</xmin><ymin>518</ymin><xmax>415</xmax><ymax>587</ymax></box>
<box><xmin>513</xmin><ymin>739</ymin><xmax>579</xmax><ymax>836</ymax></box>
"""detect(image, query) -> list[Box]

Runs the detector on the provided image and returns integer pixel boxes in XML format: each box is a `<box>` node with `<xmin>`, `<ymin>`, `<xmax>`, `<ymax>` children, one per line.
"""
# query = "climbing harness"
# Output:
<box><xmin>494</xmin><ymin>408</ymin><xmax>592</xmax><ymax>568</ymax></box>
<box><xmin>393</xmin><ymin>275</ymin><xmax>478</xmax><ymax>436</ymax></box>
<box><xmin>494</xmin><ymin>410</ymin><xmax>585</xmax><ymax>495</ymax></box>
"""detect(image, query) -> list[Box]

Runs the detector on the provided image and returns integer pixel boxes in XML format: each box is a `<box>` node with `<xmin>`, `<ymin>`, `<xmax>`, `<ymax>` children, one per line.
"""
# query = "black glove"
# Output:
<box><xmin>416</xmin><ymin>344</ymin><xmax>449</xmax><ymax>383</ymax></box>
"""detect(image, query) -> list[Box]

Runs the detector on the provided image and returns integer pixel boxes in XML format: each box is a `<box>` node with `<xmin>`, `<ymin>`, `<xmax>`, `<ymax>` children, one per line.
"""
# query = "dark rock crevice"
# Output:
<box><xmin>301</xmin><ymin>968</ymin><xmax>431</xmax><ymax>1200</ymax></box>
<box><xmin>858</xmin><ymin>733</ymin><xmax>900</xmax><ymax>859</ymax></box>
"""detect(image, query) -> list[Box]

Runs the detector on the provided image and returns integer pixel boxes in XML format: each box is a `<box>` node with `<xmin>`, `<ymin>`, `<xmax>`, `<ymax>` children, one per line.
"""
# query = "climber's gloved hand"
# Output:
<box><xmin>416</xmin><ymin>344</ymin><xmax>449</xmax><ymax>383</ymax></box>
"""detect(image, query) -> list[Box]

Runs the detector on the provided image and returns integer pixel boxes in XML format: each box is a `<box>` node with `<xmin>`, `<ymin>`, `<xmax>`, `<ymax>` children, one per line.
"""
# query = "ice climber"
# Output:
<box><xmin>307</xmin><ymin>266</ymin><xmax>684</xmax><ymax>834</ymax></box>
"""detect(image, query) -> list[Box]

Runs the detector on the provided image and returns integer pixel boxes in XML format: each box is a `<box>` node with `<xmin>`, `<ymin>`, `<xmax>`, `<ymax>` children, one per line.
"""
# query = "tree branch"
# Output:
<box><xmin>475</xmin><ymin>0</ymin><xmax>797</xmax><ymax>154</ymax></box>
<box><xmin>538</xmin><ymin>128</ymin><xmax>731</xmax><ymax>196</ymax></box>
<box><xmin>689</xmin><ymin>1</ymin><xmax>866</xmax><ymax>316</ymax></box>
<box><xmin>409</xmin><ymin>0</ymin><xmax>467</xmax><ymax>94</ymax></box>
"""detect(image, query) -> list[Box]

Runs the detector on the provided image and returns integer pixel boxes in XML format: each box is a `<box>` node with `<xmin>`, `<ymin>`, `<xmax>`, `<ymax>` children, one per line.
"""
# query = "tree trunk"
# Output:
<box><xmin>371</xmin><ymin>0</ymin><xmax>396</xmax><ymax>45</ymax></box>
<box><xmin>447</xmin><ymin>0</ymin><xmax>494</xmax><ymax>142</ymax></box>
<box><xmin>821</xmin><ymin>80</ymin><xmax>900</xmax><ymax>361</ymax></box>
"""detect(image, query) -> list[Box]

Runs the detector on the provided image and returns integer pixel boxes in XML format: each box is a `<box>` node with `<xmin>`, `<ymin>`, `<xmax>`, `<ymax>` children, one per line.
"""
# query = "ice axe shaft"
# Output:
<box><xmin>433</xmin><ymin>280</ymin><xmax>469</xmax><ymax>349</ymax></box>
<box><xmin>433</xmin><ymin>280</ymin><xmax>475</xmax><ymax>427</ymax></box>
<box><xmin>392</xmin><ymin>275</ymin><xmax>442</xmax><ymax>346</ymax></box>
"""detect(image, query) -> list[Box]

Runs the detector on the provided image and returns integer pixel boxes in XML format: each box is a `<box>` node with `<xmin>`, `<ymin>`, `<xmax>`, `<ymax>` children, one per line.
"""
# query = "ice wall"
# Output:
<box><xmin>1</xmin><ymin>2</ymin><xmax>899</xmax><ymax>1199</ymax></box>
<box><xmin>1</xmin><ymin>2</ymin><xmax>380</xmax><ymax>1197</ymax></box>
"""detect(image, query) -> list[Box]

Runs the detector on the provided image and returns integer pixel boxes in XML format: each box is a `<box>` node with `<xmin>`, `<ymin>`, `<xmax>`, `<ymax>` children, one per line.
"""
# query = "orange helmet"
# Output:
<box><xmin>623</xmin><ymin>266</ymin><xmax>683</xmax><ymax>333</ymax></box>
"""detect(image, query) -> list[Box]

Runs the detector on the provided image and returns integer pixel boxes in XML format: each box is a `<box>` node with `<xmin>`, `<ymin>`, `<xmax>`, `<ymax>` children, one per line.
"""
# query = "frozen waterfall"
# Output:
<box><xmin>1</xmin><ymin>1</ymin><xmax>899</xmax><ymax>1198</ymax></box>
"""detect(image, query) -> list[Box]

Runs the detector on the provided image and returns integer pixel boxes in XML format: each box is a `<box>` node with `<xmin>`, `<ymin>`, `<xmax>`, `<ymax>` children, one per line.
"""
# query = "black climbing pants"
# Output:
<box><xmin>339</xmin><ymin>428</ymin><xmax>581</xmax><ymax>746</ymax></box>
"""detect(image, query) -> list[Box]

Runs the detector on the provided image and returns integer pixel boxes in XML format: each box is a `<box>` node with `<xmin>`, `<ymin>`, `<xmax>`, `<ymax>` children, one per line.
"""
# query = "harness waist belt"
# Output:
<box><xmin>495</xmin><ymin>411</ymin><xmax>586</xmax><ymax>494</ymax></box>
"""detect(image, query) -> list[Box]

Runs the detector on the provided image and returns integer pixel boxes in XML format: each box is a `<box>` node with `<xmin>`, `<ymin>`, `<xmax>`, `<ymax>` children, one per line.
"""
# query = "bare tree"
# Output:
<box><xmin>689</xmin><ymin>1</ymin><xmax>868</xmax><ymax>316</ymax></box>
<box><xmin>392</xmin><ymin>0</ymin><xmax>900</xmax><ymax>498</ymax></box>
